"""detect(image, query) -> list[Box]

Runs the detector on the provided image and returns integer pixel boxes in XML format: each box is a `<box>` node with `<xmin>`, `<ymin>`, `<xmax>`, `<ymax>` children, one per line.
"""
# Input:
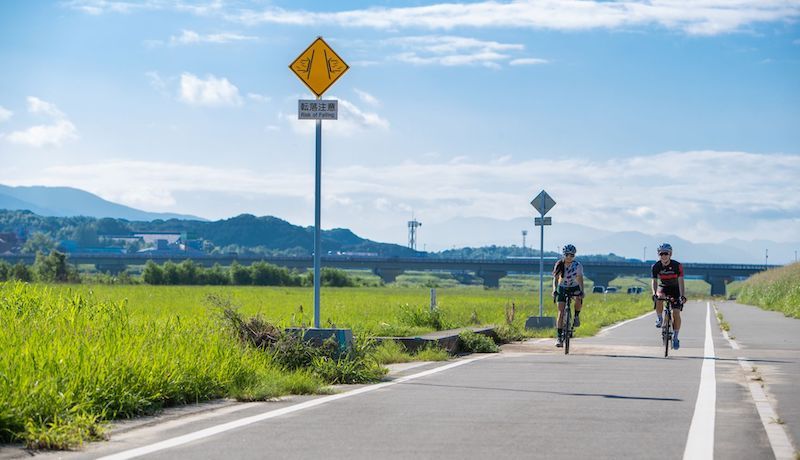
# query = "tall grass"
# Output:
<box><xmin>736</xmin><ymin>262</ymin><xmax>800</xmax><ymax>318</ymax></box>
<box><xmin>0</xmin><ymin>282</ymin><xmax>322</xmax><ymax>448</ymax></box>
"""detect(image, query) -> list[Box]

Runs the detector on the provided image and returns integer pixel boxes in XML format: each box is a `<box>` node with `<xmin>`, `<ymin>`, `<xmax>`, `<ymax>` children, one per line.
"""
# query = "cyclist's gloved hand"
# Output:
<box><xmin>652</xmin><ymin>294</ymin><xmax>658</xmax><ymax>302</ymax></box>
<box><xmin>680</xmin><ymin>295</ymin><xmax>687</xmax><ymax>304</ymax></box>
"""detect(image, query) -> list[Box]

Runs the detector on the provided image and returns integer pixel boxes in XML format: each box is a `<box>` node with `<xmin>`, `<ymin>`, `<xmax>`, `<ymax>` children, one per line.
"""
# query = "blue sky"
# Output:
<box><xmin>0</xmin><ymin>0</ymin><xmax>799</xmax><ymax>250</ymax></box>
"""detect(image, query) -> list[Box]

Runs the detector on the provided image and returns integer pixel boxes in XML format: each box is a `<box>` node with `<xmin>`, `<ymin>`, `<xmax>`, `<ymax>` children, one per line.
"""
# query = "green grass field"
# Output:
<box><xmin>1</xmin><ymin>279</ymin><xmax>656</xmax><ymax>449</ymax></box>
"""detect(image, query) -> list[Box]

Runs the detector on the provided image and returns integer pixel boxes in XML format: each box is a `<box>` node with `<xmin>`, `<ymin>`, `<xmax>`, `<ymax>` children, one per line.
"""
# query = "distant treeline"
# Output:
<box><xmin>0</xmin><ymin>251</ymin><xmax>371</xmax><ymax>287</ymax></box>
<box><xmin>0</xmin><ymin>251</ymin><xmax>81</xmax><ymax>283</ymax></box>
<box><xmin>141</xmin><ymin>260</ymin><xmax>369</xmax><ymax>287</ymax></box>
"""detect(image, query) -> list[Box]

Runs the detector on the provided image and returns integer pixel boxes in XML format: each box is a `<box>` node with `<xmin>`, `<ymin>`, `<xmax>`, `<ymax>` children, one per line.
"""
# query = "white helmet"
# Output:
<box><xmin>657</xmin><ymin>243</ymin><xmax>672</xmax><ymax>254</ymax></box>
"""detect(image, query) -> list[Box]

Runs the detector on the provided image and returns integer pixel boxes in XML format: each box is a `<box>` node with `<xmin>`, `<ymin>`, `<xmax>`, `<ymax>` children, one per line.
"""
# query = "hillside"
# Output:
<box><xmin>0</xmin><ymin>210</ymin><xmax>418</xmax><ymax>257</ymax></box>
<box><xmin>0</xmin><ymin>185</ymin><xmax>201</xmax><ymax>221</ymax></box>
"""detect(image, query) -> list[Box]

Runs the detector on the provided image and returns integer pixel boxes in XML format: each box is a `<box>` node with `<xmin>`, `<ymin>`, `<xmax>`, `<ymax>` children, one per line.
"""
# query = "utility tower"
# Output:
<box><xmin>522</xmin><ymin>230</ymin><xmax>528</xmax><ymax>249</ymax></box>
<box><xmin>408</xmin><ymin>217</ymin><xmax>422</xmax><ymax>251</ymax></box>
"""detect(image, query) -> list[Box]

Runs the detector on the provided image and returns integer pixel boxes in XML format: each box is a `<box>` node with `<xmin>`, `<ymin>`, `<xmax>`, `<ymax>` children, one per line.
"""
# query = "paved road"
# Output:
<box><xmin>11</xmin><ymin>300</ymin><xmax>799</xmax><ymax>459</ymax></box>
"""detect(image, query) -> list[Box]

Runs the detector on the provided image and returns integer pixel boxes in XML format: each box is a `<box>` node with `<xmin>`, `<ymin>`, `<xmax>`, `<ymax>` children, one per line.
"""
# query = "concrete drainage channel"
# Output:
<box><xmin>376</xmin><ymin>326</ymin><xmax>498</xmax><ymax>353</ymax></box>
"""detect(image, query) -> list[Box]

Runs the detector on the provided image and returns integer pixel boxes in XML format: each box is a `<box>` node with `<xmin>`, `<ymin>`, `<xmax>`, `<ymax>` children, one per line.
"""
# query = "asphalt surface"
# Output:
<box><xmin>5</xmin><ymin>300</ymin><xmax>798</xmax><ymax>459</ymax></box>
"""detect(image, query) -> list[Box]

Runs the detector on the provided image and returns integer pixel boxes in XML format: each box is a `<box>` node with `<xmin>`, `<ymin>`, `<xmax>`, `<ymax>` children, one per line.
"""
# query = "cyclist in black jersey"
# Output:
<box><xmin>651</xmin><ymin>243</ymin><xmax>687</xmax><ymax>350</ymax></box>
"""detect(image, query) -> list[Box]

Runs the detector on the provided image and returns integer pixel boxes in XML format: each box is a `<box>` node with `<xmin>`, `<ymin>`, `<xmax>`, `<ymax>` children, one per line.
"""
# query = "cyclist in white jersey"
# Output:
<box><xmin>552</xmin><ymin>244</ymin><xmax>585</xmax><ymax>347</ymax></box>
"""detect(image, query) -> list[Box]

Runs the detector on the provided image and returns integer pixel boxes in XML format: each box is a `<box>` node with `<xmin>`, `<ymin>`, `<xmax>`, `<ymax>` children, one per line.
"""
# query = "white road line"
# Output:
<box><xmin>682</xmin><ymin>302</ymin><xmax>716</xmax><ymax>460</ymax></box>
<box><xmin>713</xmin><ymin>303</ymin><xmax>795</xmax><ymax>459</ymax></box>
<box><xmin>737</xmin><ymin>358</ymin><xmax>797</xmax><ymax>460</ymax></box>
<box><xmin>98</xmin><ymin>354</ymin><xmax>491</xmax><ymax>460</ymax></box>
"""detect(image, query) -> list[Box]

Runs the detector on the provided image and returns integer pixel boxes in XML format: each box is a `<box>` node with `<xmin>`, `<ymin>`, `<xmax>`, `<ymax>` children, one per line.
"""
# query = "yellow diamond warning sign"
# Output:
<box><xmin>289</xmin><ymin>37</ymin><xmax>349</xmax><ymax>97</ymax></box>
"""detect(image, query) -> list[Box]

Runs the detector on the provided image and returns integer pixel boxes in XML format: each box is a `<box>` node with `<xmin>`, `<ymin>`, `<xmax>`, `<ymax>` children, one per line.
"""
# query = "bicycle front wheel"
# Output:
<box><xmin>662</xmin><ymin>310</ymin><xmax>672</xmax><ymax>358</ymax></box>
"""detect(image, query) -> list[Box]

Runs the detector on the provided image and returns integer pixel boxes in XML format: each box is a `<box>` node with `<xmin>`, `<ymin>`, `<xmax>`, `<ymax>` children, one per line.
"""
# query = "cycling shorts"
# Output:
<box><xmin>656</xmin><ymin>286</ymin><xmax>683</xmax><ymax>311</ymax></box>
<box><xmin>557</xmin><ymin>285</ymin><xmax>583</xmax><ymax>302</ymax></box>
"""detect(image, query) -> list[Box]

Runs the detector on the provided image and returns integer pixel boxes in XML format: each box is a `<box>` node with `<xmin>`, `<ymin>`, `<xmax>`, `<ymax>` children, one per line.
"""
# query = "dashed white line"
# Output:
<box><xmin>682</xmin><ymin>301</ymin><xmax>716</xmax><ymax>460</ymax></box>
<box><xmin>97</xmin><ymin>354</ymin><xmax>491</xmax><ymax>460</ymax></box>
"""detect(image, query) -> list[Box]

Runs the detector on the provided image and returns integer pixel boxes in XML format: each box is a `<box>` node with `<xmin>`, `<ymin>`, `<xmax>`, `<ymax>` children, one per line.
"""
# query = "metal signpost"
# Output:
<box><xmin>290</xmin><ymin>37</ymin><xmax>349</xmax><ymax>329</ymax></box>
<box><xmin>525</xmin><ymin>190</ymin><xmax>556</xmax><ymax>329</ymax></box>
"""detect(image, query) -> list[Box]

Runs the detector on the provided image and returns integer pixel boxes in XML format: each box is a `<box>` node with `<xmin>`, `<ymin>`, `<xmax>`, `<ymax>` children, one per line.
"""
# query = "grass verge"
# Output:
<box><xmin>0</xmin><ymin>282</ymin><xmax>323</xmax><ymax>449</ymax></box>
<box><xmin>735</xmin><ymin>262</ymin><xmax>800</xmax><ymax>318</ymax></box>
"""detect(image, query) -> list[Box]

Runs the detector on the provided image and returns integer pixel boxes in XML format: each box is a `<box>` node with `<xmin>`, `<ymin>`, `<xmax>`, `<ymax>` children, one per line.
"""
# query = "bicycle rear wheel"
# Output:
<box><xmin>564</xmin><ymin>304</ymin><xmax>572</xmax><ymax>355</ymax></box>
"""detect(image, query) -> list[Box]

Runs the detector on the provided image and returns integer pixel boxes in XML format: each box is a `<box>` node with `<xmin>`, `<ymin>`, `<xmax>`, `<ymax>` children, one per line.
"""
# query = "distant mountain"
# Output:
<box><xmin>422</xmin><ymin>216</ymin><xmax>799</xmax><ymax>265</ymax></box>
<box><xmin>0</xmin><ymin>210</ymin><xmax>419</xmax><ymax>257</ymax></box>
<box><xmin>0</xmin><ymin>185</ymin><xmax>203</xmax><ymax>221</ymax></box>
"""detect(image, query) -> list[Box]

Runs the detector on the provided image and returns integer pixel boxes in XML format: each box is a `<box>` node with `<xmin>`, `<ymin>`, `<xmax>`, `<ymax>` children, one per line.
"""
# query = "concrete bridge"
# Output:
<box><xmin>0</xmin><ymin>252</ymin><xmax>773</xmax><ymax>296</ymax></box>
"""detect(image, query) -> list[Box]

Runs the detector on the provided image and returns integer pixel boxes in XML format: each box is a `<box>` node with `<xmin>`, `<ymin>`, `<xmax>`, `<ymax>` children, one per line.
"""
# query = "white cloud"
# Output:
<box><xmin>230</xmin><ymin>1</ymin><xmax>800</xmax><ymax>36</ymax></box>
<box><xmin>247</xmin><ymin>92</ymin><xmax>271</xmax><ymax>103</ymax></box>
<box><xmin>169</xmin><ymin>29</ymin><xmax>258</xmax><ymax>45</ymax></box>
<box><xmin>67</xmin><ymin>1</ymin><xmax>800</xmax><ymax>36</ymax></box>
<box><xmin>63</xmin><ymin>0</ymin><xmax>159</xmax><ymax>15</ymax></box>
<box><xmin>387</xmin><ymin>35</ymin><xmax>525</xmax><ymax>67</ymax></box>
<box><xmin>179</xmin><ymin>73</ymin><xmax>243</xmax><ymax>107</ymax></box>
<box><xmin>509</xmin><ymin>58</ymin><xmax>549</xmax><ymax>66</ymax></box>
<box><xmin>5</xmin><ymin>151</ymin><xmax>797</xmax><ymax>243</ymax></box>
<box><xmin>4</xmin><ymin>97</ymin><xmax>78</xmax><ymax>148</ymax></box>
<box><xmin>354</xmin><ymin>89</ymin><xmax>380</xmax><ymax>107</ymax></box>
<box><xmin>0</xmin><ymin>106</ymin><xmax>12</xmax><ymax>122</ymax></box>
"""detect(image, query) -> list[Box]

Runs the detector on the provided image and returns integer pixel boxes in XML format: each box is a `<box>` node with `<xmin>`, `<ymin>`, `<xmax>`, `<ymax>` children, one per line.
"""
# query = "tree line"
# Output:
<box><xmin>0</xmin><ymin>251</ymin><xmax>368</xmax><ymax>287</ymax></box>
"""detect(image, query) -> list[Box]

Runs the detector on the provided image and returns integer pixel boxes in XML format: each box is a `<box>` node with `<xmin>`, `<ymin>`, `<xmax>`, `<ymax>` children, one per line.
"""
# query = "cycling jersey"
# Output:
<box><xmin>554</xmin><ymin>259</ymin><xmax>583</xmax><ymax>288</ymax></box>
<box><xmin>651</xmin><ymin>260</ymin><xmax>683</xmax><ymax>288</ymax></box>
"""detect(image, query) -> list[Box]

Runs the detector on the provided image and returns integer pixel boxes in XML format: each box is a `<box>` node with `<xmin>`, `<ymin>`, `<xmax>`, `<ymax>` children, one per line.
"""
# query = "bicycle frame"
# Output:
<box><xmin>557</xmin><ymin>290</ymin><xmax>579</xmax><ymax>355</ymax></box>
<box><xmin>655</xmin><ymin>296</ymin><xmax>676</xmax><ymax>358</ymax></box>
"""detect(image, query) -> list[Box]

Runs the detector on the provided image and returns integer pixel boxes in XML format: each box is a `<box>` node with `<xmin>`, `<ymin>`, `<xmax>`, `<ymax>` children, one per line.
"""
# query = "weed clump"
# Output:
<box><xmin>458</xmin><ymin>330</ymin><xmax>499</xmax><ymax>353</ymax></box>
<box><xmin>399</xmin><ymin>305</ymin><xmax>451</xmax><ymax>331</ymax></box>
<box><xmin>211</xmin><ymin>296</ymin><xmax>386</xmax><ymax>384</ymax></box>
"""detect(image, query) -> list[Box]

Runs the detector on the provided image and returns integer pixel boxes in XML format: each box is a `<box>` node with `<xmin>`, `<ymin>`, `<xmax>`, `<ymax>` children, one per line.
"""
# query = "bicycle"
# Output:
<box><xmin>555</xmin><ymin>289</ymin><xmax>579</xmax><ymax>355</ymax></box>
<box><xmin>654</xmin><ymin>295</ymin><xmax>678</xmax><ymax>358</ymax></box>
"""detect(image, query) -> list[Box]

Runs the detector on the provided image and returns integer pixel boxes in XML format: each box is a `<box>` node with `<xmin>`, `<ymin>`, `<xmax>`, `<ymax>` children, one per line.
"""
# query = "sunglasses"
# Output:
<box><xmin>659</xmin><ymin>252</ymin><xmax>671</xmax><ymax>256</ymax></box>
<box><xmin>565</xmin><ymin>253</ymin><xmax>575</xmax><ymax>257</ymax></box>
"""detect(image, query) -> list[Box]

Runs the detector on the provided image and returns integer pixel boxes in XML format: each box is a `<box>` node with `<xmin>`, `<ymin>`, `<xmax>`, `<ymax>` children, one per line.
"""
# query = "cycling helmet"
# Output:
<box><xmin>657</xmin><ymin>243</ymin><xmax>672</xmax><ymax>254</ymax></box>
<box><xmin>562</xmin><ymin>244</ymin><xmax>576</xmax><ymax>255</ymax></box>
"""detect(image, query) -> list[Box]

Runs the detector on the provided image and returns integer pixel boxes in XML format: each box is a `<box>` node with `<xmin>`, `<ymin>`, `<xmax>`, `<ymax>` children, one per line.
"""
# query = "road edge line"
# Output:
<box><xmin>713</xmin><ymin>302</ymin><xmax>796</xmax><ymax>459</ymax></box>
<box><xmin>97</xmin><ymin>354</ymin><xmax>491</xmax><ymax>460</ymax></box>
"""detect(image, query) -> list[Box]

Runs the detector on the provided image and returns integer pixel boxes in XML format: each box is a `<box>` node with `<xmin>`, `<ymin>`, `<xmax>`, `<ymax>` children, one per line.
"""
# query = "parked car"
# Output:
<box><xmin>604</xmin><ymin>286</ymin><xmax>619</xmax><ymax>294</ymax></box>
<box><xmin>627</xmin><ymin>286</ymin><xmax>644</xmax><ymax>294</ymax></box>
<box><xmin>592</xmin><ymin>286</ymin><xmax>605</xmax><ymax>293</ymax></box>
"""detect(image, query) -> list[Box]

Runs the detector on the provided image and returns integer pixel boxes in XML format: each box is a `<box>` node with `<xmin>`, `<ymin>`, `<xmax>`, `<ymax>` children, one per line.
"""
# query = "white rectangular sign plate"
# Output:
<box><xmin>298</xmin><ymin>99</ymin><xmax>338</xmax><ymax>120</ymax></box>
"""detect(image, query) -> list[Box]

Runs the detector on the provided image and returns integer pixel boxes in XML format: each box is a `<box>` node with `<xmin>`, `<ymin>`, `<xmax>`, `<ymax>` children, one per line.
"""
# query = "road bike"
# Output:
<box><xmin>654</xmin><ymin>295</ymin><xmax>678</xmax><ymax>357</ymax></box>
<box><xmin>556</xmin><ymin>289</ymin><xmax>580</xmax><ymax>355</ymax></box>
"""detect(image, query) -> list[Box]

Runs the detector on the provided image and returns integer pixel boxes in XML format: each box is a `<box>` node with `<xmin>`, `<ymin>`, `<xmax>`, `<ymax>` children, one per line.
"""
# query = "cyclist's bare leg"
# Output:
<box><xmin>557</xmin><ymin>302</ymin><xmax>566</xmax><ymax>328</ymax></box>
<box><xmin>574</xmin><ymin>297</ymin><xmax>582</xmax><ymax>312</ymax></box>
<box><xmin>655</xmin><ymin>299</ymin><xmax>664</xmax><ymax>316</ymax></box>
<box><xmin>673</xmin><ymin>309</ymin><xmax>681</xmax><ymax>332</ymax></box>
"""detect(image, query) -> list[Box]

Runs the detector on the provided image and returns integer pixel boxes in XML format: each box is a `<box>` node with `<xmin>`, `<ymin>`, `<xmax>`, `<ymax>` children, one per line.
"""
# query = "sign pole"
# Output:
<box><xmin>313</xmin><ymin>111</ymin><xmax>322</xmax><ymax>329</ymax></box>
<box><xmin>539</xmin><ymin>206</ymin><xmax>544</xmax><ymax>318</ymax></box>
<box><xmin>525</xmin><ymin>190</ymin><xmax>556</xmax><ymax>330</ymax></box>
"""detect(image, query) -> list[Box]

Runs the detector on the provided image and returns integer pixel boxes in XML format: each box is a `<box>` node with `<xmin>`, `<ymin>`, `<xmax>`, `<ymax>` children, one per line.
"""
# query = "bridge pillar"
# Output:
<box><xmin>373</xmin><ymin>268</ymin><xmax>404</xmax><ymax>284</ymax></box>
<box><xmin>706</xmin><ymin>276</ymin><xmax>731</xmax><ymax>297</ymax></box>
<box><xmin>478</xmin><ymin>270</ymin><xmax>507</xmax><ymax>289</ymax></box>
<box><xmin>585</xmin><ymin>272</ymin><xmax>616</xmax><ymax>289</ymax></box>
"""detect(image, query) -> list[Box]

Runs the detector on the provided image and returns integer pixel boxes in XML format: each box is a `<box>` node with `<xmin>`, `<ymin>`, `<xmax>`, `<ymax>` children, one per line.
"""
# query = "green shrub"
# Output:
<box><xmin>494</xmin><ymin>324</ymin><xmax>525</xmax><ymax>343</ymax></box>
<box><xmin>399</xmin><ymin>305</ymin><xmax>451</xmax><ymax>331</ymax></box>
<box><xmin>458</xmin><ymin>330</ymin><xmax>499</xmax><ymax>353</ymax></box>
